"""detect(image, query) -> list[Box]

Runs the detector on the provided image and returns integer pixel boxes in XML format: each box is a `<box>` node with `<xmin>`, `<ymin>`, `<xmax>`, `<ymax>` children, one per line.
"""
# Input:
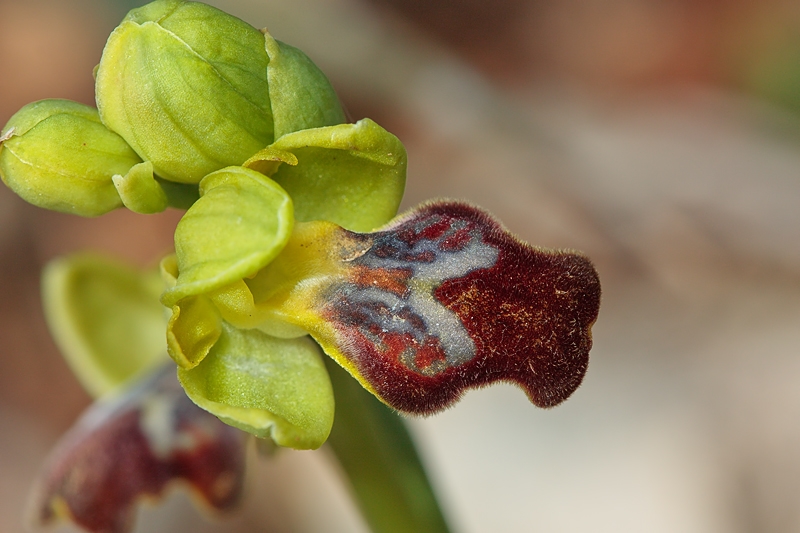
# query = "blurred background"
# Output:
<box><xmin>2</xmin><ymin>0</ymin><xmax>800</xmax><ymax>531</ymax></box>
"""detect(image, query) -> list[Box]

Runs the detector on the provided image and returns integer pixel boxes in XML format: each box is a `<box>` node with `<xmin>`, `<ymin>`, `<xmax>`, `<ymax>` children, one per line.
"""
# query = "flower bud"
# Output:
<box><xmin>95</xmin><ymin>0</ymin><xmax>274</xmax><ymax>184</ymax></box>
<box><xmin>95</xmin><ymin>0</ymin><xmax>348</xmax><ymax>185</ymax></box>
<box><xmin>0</xmin><ymin>99</ymin><xmax>141</xmax><ymax>217</ymax></box>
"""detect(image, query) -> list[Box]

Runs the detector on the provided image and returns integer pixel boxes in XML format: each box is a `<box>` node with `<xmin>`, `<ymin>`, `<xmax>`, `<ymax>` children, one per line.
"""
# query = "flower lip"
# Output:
<box><xmin>323</xmin><ymin>201</ymin><xmax>601</xmax><ymax>413</ymax></box>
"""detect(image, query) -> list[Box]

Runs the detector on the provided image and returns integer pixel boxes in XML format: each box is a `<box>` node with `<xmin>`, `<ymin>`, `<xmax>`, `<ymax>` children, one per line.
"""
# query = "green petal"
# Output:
<box><xmin>178</xmin><ymin>322</ymin><xmax>334</xmax><ymax>450</ymax></box>
<box><xmin>42</xmin><ymin>253</ymin><xmax>167</xmax><ymax>398</ymax></box>
<box><xmin>112</xmin><ymin>160</ymin><xmax>168</xmax><ymax>214</ymax></box>
<box><xmin>264</xmin><ymin>31</ymin><xmax>346</xmax><ymax>139</ymax></box>
<box><xmin>325</xmin><ymin>358</ymin><xmax>452</xmax><ymax>533</ymax></box>
<box><xmin>269</xmin><ymin>119</ymin><xmax>407</xmax><ymax>232</ymax></box>
<box><xmin>163</xmin><ymin>166</ymin><xmax>293</xmax><ymax>306</ymax></box>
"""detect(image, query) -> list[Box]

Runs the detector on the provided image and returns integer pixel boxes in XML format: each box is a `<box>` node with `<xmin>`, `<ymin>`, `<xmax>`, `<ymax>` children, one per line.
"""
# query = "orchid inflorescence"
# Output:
<box><xmin>0</xmin><ymin>1</ymin><xmax>601</xmax><ymax>532</ymax></box>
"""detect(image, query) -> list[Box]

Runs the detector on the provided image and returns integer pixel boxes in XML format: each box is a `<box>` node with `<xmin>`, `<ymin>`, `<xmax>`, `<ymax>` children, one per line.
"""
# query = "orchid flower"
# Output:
<box><xmin>0</xmin><ymin>2</ymin><xmax>601</xmax><ymax>532</ymax></box>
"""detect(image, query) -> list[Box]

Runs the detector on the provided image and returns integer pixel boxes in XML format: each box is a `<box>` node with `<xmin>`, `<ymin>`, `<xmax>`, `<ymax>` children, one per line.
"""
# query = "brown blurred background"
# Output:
<box><xmin>2</xmin><ymin>0</ymin><xmax>800</xmax><ymax>531</ymax></box>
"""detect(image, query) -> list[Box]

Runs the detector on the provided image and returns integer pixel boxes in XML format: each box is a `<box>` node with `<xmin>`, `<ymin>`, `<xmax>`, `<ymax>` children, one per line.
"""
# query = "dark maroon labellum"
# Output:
<box><xmin>319</xmin><ymin>202</ymin><xmax>601</xmax><ymax>414</ymax></box>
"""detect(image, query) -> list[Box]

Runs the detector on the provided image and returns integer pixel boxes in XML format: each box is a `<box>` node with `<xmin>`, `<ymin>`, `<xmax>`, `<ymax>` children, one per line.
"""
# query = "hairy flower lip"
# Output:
<box><xmin>312</xmin><ymin>201</ymin><xmax>601</xmax><ymax>414</ymax></box>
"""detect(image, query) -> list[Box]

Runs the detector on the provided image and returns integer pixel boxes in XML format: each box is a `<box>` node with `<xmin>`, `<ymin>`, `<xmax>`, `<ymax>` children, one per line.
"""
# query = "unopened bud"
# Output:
<box><xmin>95</xmin><ymin>0</ymin><xmax>347</xmax><ymax>185</ymax></box>
<box><xmin>0</xmin><ymin>99</ymin><xmax>141</xmax><ymax>217</ymax></box>
<box><xmin>95</xmin><ymin>0</ymin><xmax>273</xmax><ymax>184</ymax></box>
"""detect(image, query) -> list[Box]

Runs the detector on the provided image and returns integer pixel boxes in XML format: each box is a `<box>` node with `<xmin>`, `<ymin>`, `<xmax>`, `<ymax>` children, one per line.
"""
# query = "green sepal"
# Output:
<box><xmin>269</xmin><ymin>119</ymin><xmax>407</xmax><ymax>232</ymax></box>
<box><xmin>325</xmin><ymin>358</ymin><xmax>452</xmax><ymax>533</ymax></box>
<box><xmin>41</xmin><ymin>253</ymin><xmax>167</xmax><ymax>398</ymax></box>
<box><xmin>96</xmin><ymin>0</ymin><xmax>273</xmax><ymax>184</ymax></box>
<box><xmin>166</xmin><ymin>294</ymin><xmax>222</xmax><ymax>369</ymax></box>
<box><xmin>163</xmin><ymin>166</ymin><xmax>293</xmax><ymax>306</ymax></box>
<box><xmin>178</xmin><ymin>322</ymin><xmax>334</xmax><ymax>450</ymax></box>
<box><xmin>112</xmin><ymin>160</ymin><xmax>168</xmax><ymax>214</ymax></box>
<box><xmin>264</xmin><ymin>31</ymin><xmax>346</xmax><ymax>139</ymax></box>
<box><xmin>0</xmin><ymin>99</ymin><xmax>140</xmax><ymax>217</ymax></box>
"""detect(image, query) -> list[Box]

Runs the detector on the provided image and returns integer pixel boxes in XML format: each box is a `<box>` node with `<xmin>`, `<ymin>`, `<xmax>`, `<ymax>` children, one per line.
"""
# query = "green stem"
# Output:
<box><xmin>324</xmin><ymin>357</ymin><xmax>452</xmax><ymax>533</ymax></box>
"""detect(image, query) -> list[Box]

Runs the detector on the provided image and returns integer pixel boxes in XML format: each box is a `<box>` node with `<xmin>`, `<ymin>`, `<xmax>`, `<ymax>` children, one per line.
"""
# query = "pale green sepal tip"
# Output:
<box><xmin>270</xmin><ymin>119</ymin><xmax>407</xmax><ymax>232</ymax></box>
<box><xmin>1</xmin><ymin>99</ymin><xmax>97</xmax><ymax>138</ymax></box>
<box><xmin>41</xmin><ymin>253</ymin><xmax>167</xmax><ymax>398</ymax></box>
<box><xmin>178</xmin><ymin>323</ymin><xmax>334</xmax><ymax>450</ymax></box>
<box><xmin>0</xmin><ymin>99</ymin><xmax>140</xmax><ymax>217</ymax></box>
<box><xmin>265</xmin><ymin>31</ymin><xmax>347</xmax><ymax>139</ymax></box>
<box><xmin>163</xmin><ymin>166</ymin><xmax>293</xmax><ymax>306</ymax></box>
<box><xmin>112</xmin><ymin>160</ymin><xmax>169</xmax><ymax>214</ymax></box>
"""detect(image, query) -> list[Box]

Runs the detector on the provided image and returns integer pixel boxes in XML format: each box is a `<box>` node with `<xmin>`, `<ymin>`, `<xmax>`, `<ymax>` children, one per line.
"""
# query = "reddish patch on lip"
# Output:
<box><xmin>349</xmin><ymin>264</ymin><xmax>411</xmax><ymax>297</ymax></box>
<box><xmin>439</xmin><ymin>227</ymin><xmax>472</xmax><ymax>251</ymax></box>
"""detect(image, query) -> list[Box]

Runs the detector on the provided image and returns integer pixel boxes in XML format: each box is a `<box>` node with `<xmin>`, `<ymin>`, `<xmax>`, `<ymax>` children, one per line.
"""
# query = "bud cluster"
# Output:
<box><xmin>0</xmin><ymin>0</ymin><xmax>394</xmax><ymax>217</ymax></box>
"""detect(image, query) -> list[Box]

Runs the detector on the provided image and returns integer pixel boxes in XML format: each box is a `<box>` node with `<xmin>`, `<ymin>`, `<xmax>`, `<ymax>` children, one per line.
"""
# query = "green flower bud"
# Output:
<box><xmin>95</xmin><ymin>0</ymin><xmax>346</xmax><ymax>185</ymax></box>
<box><xmin>0</xmin><ymin>99</ymin><xmax>141</xmax><ymax>217</ymax></box>
<box><xmin>95</xmin><ymin>0</ymin><xmax>273</xmax><ymax>184</ymax></box>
